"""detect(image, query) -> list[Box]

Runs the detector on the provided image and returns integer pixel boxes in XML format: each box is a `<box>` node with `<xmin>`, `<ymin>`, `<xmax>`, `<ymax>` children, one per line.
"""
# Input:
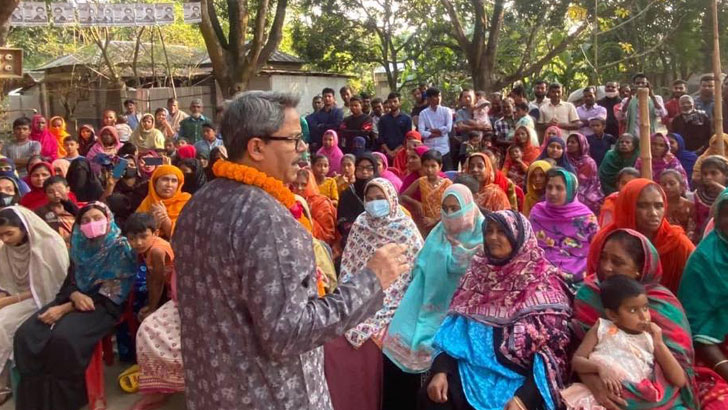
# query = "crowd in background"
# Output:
<box><xmin>0</xmin><ymin>72</ymin><xmax>728</xmax><ymax>410</ymax></box>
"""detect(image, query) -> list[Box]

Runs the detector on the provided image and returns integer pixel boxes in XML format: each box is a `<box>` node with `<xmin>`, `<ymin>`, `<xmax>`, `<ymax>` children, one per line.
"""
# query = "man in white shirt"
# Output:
<box><xmin>617</xmin><ymin>73</ymin><xmax>667</xmax><ymax>137</ymax></box>
<box><xmin>537</xmin><ymin>83</ymin><xmax>581</xmax><ymax>135</ymax></box>
<box><xmin>418</xmin><ymin>87</ymin><xmax>454</xmax><ymax>170</ymax></box>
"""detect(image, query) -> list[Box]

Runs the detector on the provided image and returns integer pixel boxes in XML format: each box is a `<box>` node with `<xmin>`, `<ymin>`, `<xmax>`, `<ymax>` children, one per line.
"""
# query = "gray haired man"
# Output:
<box><xmin>177</xmin><ymin>98</ymin><xmax>209</xmax><ymax>144</ymax></box>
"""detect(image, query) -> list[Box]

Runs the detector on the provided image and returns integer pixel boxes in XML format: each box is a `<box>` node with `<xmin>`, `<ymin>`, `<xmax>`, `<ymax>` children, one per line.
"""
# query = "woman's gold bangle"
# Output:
<box><xmin>713</xmin><ymin>359</ymin><xmax>728</xmax><ymax>370</ymax></box>
<box><xmin>512</xmin><ymin>396</ymin><xmax>527</xmax><ymax>410</ymax></box>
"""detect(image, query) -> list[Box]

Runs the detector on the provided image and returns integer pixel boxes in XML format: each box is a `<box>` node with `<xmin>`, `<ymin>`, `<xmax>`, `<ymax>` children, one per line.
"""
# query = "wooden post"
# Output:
<box><xmin>157</xmin><ymin>26</ymin><xmax>177</xmax><ymax>99</ymax></box>
<box><xmin>638</xmin><ymin>87</ymin><xmax>652</xmax><ymax>180</ymax></box>
<box><xmin>712</xmin><ymin>0</ymin><xmax>725</xmax><ymax>156</ymax></box>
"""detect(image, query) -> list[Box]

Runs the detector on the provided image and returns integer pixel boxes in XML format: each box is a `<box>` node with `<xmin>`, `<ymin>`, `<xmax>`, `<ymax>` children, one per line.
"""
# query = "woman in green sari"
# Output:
<box><xmin>598</xmin><ymin>133</ymin><xmax>640</xmax><ymax>195</ymax></box>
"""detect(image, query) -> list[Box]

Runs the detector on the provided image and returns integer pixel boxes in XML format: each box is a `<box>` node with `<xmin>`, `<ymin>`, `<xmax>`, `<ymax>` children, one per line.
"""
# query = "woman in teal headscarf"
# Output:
<box><xmin>383</xmin><ymin>184</ymin><xmax>484</xmax><ymax>409</ymax></box>
<box><xmin>679</xmin><ymin>188</ymin><xmax>728</xmax><ymax>388</ymax></box>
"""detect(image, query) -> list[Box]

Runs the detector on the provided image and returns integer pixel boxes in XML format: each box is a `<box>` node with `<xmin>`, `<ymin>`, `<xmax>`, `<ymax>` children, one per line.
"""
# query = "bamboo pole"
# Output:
<box><xmin>157</xmin><ymin>26</ymin><xmax>177</xmax><ymax>99</ymax></box>
<box><xmin>712</xmin><ymin>0</ymin><xmax>725</xmax><ymax>156</ymax></box>
<box><xmin>638</xmin><ymin>87</ymin><xmax>652</xmax><ymax>180</ymax></box>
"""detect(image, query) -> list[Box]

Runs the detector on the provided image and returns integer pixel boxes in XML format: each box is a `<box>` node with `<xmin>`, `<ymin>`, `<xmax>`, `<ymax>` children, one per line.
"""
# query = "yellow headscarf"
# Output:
<box><xmin>136</xmin><ymin>165</ymin><xmax>192</xmax><ymax>234</ymax></box>
<box><xmin>523</xmin><ymin>160</ymin><xmax>553</xmax><ymax>217</ymax></box>
<box><xmin>692</xmin><ymin>133</ymin><xmax>728</xmax><ymax>184</ymax></box>
<box><xmin>49</xmin><ymin>116</ymin><xmax>70</xmax><ymax>157</ymax></box>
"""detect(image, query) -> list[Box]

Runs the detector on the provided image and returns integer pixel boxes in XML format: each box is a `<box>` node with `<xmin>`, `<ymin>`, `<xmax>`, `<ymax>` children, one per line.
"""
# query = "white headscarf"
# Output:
<box><xmin>0</xmin><ymin>206</ymin><xmax>69</xmax><ymax>308</ymax></box>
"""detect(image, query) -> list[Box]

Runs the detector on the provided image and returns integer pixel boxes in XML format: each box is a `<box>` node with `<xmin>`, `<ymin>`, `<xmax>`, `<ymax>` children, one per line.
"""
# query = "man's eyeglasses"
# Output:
<box><xmin>262</xmin><ymin>133</ymin><xmax>306</xmax><ymax>151</ymax></box>
<box><xmin>356</xmin><ymin>165</ymin><xmax>374</xmax><ymax>172</ymax></box>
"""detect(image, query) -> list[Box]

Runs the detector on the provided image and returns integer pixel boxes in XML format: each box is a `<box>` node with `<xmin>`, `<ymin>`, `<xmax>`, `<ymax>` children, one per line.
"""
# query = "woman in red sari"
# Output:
<box><xmin>586</xmin><ymin>178</ymin><xmax>694</xmax><ymax>294</ymax></box>
<box><xmin>291</xmin><ymin>168</ymin><xmax>337</xmax><ymax>247</ymax></box>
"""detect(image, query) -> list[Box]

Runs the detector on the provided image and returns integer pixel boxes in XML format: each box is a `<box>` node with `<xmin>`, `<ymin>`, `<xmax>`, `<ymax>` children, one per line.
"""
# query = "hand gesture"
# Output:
<box><xmin>648</xmin><ymin>322</ymin><xmax>663</xmax><ymax>344</ymax></box>
<box><xmin>38</xmin><ymin>306</ymin><xmax>68</xmax><ymax>325</ymax></box>
<box><xmin>151</xmin><ymin>203</ymin><xmax>169</xmax><ymax>222</ymax></box>
<box><xmin>598</xmin><ymin>365</ymin><xmax>625</xmax><ymax>396</ymax></box>
<box><xmin>365</xmin><ymin>243</ymin><xmax>410</xmax><ymax>290</ymax></box>
<box><xmin>71</xmin><ymin>291</ymin><xmax>95</xmax><ymax>311</ymax></box>
<box><xmin>427</xmin><ymin>373</ymin><xmax>449</xmax><ymax>403</ymax></box>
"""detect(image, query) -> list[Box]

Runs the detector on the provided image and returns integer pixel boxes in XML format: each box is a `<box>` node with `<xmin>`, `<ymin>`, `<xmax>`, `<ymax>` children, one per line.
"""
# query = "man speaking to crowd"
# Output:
<box><xmin>173</xmin><ymin>91</ymin><xmax>409</xmax><ymax>409</ymax></box>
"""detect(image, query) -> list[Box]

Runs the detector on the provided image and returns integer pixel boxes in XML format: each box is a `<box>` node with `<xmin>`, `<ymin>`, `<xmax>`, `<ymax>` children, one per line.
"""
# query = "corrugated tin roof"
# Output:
<box><xmin>199</xmin><ymin>49</ymin><xmax>304</xmax><ymax>65</ymax></box>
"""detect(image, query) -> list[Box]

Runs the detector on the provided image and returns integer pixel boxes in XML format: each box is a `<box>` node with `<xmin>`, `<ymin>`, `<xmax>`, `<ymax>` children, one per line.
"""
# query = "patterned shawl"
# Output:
<box><xmin>340</xmin><ymin>178</ymin><xmax>424</xmax><ymax>348</ymax></box>
<box><xmin>316</xmin><ymin>130</ymin><xmax>344</xmax><ymax>177</ymax></box>
<box><xmin>529</xmin><ymin>169</ymin><xmax>598</xmax><ymax>284</ymax></box>
<box><xmin>523</xmin><ymin>160</ymin><xmax>553</xmax><ymax>217</ymax></box>
<box><xmin>30</xmin><ymin>114</ymin><xmax>58</xmax><ymax>162</ymax></box>
<box><xmin>635</xmin><ymin>132</ymin><xmax>689</xmax><ymax>188</ymax></box>
<box><xmin>136</xmin><ymin>165</ymin><xmax>192</xmax><ymax>235</ymax></box>
<box><xmin>679</xmin><ymin>188</ymin><xmax>728</xmax><ymax>344</ymax></box>
<box><xmin>566</xmin><ymin>132</ymin><xmax>604</xmax><ymax>213</ymax></box>
<box><xmin>586</xmin><ymin>178</ymin><xmax>695</xmax><ymax>295</ymax></box>
<box><xmin>467</xmin><ymin>152</ymin><xmax>511</xmax><ymax>212</ymax></box>
<box><xmin>86</xmin><ymin>126</ymin><xmax>123</xmax><ymax>174</ymax></box>
<box><xmin>444</xmin><ymin>210</ymin><xmax>572</xmax><ymax>407</ymax></box>
<box><xmin>48</xmin><ymin>116</ymin><xmax>70</xmax><ymax>157</ymax></box>
<box><xmin>537</xmin><ymin>136</ymin><xmax>576</xmax><ymax>173</ymax></box>
<box><xmin>384</xmin><ymin>184</ymin><xmax>484</xmax><ymax>373</ymax></box>
<box><xmin>71</xmin><ymin>202</ymin><xmax>137</xmax><ymax>305</ymax></box>
<box><xmin>574</xmin><ymin>228</ymin><xmax>698</xmax><ymax>409</ymax></box>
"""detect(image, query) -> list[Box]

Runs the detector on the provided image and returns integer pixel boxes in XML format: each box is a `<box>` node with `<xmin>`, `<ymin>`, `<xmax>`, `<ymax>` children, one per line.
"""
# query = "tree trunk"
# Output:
<box><xmin>0</xmin><ymin>0</ymin><xmax>20</xmax><ymax>46</ymax></box>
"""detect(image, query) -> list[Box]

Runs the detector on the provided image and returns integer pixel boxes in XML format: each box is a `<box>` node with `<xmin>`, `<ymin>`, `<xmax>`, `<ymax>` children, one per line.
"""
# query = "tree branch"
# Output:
<box><xmin>258</xmin><ymin>0</ymin><xmax>289</xmax><ymax>69</ymax></box>
<box><xmin>206</xmin><ymin>0</ymin><xmax>228</xmax><ymax>50</ymax></box>
<box><xmin>440</xmin><ymin>0</ymin><xmax>470</xmax><ymax>51</ymax></box>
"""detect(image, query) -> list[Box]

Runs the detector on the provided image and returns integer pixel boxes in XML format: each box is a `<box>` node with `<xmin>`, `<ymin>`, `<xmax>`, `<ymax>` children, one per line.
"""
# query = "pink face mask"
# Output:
<box><xmin>80</xmin><ymin>218</ymin><xmax>107</xmax><ymax>239</ymax></box>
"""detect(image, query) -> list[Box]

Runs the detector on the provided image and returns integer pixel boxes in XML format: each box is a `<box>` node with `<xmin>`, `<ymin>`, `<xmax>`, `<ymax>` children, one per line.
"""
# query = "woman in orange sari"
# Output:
<box><xmin>291</xmin><ymin>168</ymin><xmax>337</xmax><ymax>247</ymax></box>
<box><xmin>464</xmin><ymin>152</ymin><xmax>511</xmax><ymax>211</ymax></box>
<box><xmin>136</xmin><ymin>165</ymin><xmax>192</xmax><ymax>239</ymax></box>
<box><xmin>586</xmin><ymin>178</ymin><xmax>695</xmax><ymax>294</ymax></box>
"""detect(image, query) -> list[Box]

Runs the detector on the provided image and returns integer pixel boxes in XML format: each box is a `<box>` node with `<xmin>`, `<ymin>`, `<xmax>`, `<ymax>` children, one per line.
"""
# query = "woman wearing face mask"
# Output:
<box><xmin>13</xmin><ymin>202</ymin><xmax>136</xmax><ymax>410</ymax></box>
<box><xmin>383</xmin><ymin>184</ymin><xmax>484</xmax><ymax>409</ymax></box>
<box><xmin>131</xmin><ymin>113</ymin><xmax>166</xmax><ymax>151</ymax></box>
<box><xmin>0</xmin><ymin>158</ymin><xmax>30</xmax><ymax>196</ymax></box>
<box><xmin>0</xmin><ymin>175</ymin><xmax>21</xmax><ymax>208</ymax></box>
<box><xmin>635</xmin><ymin>132</ymin><xmax>689</xmax><ymax>188</ymax></box>
<box><xmin>87</xmin><ymin>126</ymin><xmax>123</xmax><ymax>175</ymax></box>
<box><xmin>325</xmin><ymin>178</ymin><xmax>423</xmax><ymax>410</ymax></box>
<box><xmin>529</xmin><ymin>168</ymin><xmax>598</xmax><ymax>288</ymax></box>
<box><xmin>136</xmin><ymin>165</ymin><xmax>191</xmax><ymax>239</ymax></box>
<box><xmin>337</xmin><ymin>153</ymin><xmax>380</xmax><ymax>246</ymax></box>
<box><xmin>0</xmin><ymin>207</ymin><xmax>68</xmax><ymax>405</ymax></box>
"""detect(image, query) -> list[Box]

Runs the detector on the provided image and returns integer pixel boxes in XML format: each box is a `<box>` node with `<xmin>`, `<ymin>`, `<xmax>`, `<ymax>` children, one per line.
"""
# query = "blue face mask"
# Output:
<box><xmin>365</xmin><ymin>199</ymin><xmax>390</xmax><ymax>218</ymax></box>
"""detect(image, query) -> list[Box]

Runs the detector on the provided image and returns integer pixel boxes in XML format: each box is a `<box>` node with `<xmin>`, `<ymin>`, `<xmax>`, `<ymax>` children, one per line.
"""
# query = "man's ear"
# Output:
<box><xmin>247</xmin><ymin>138</ymin><xmax>266</xmax><ymax>162</ymax></box>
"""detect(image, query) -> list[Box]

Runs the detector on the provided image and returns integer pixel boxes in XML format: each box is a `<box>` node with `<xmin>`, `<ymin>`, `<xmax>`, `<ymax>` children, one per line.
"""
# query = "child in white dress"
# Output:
<box><xmin>562</xmin><ymin>275</ymin><xmax>687</xmax><ymax>409</ymax></box>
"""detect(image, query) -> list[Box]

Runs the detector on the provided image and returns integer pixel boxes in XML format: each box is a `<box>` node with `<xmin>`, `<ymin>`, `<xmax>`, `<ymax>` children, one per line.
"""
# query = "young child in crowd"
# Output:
<box><xmin>563</xmin><ymin>275</ymin><xmax>686</xmax><ymax>409</ymax></box>
<box><xmin>587</xmin><ymin>117</ymin><xmax>616</xmax><ymax>167</ymax></box>
<box><xmin>63</xmin><ymin>136</ymin><xmax>83</xmax><ymax>161</ymax></box>
<box><xmin>77</xmin><ymin>124</ymin><xmax>96</xmax><ymax>156</ymax></box>
<box><xmin>400</xmin><ymin>149</ymin><xmax>452</xmax><ymax>235</ymax></box>
<box><xmin>335</xmin><ymin>154</ymin><xmax>356</xmax><ymax>195</ymax></box>
<box><xmin>693</xmin><ymin>155</ymin><xmax>728</xmax><ymax>238</ymax></box>
<box><xmin>503</xmin><ymin>144</ymin><xmax>528</xmax><ymax>188</ymax></box>
<box><xmin>115</xmin><ymin>115</ymin><xmax>133</xmax><ymax>143</ymax></box>
<box><xmin>2</xmin><ymin>117</ymin><xmax>41</xmax><ymax>176</ymax></box>
<box><xmin>458</xmin><ymin>131</ymin><xmax>486</xmax><ymax>166</ymax></box>
<box><xmin>660</xmin><ymin>169</ymin><xmax>697</xmax><ymax>243</ymax></box>
<box><xmin>473</xmin><ymin>93</ymin><xmax>491</xmax><ymax>127</ymax></box>
<box><xmin>598</xmin><ymin>167</ymin><xmax>641</xmax><ymax>227</ymax></box>
<box><xmin>311</xmin><ymin>154</ymin><xmax>339</xmax><ymax>205</ymax></box>
<box><xmin>35</xmin><ymin>175</ymin><xmax>78</xmax><ymax>246</ymax></box>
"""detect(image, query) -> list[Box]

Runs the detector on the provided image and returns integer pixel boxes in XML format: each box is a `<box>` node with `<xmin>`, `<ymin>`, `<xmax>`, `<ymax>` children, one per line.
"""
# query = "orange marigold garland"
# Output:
<box><xmin>213</xmin><ymin>159</ymin><xmax>310</xmax><ymax>228</ymax></box>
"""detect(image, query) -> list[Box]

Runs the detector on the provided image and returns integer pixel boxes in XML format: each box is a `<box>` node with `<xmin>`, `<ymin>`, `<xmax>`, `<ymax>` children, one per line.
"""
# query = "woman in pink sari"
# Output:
<box><xmin>566</xmin><ymin>132</ymin><xmax>604</xmax><ymax>214</ymax></box>
<box><xmin>316</xmin><ymin>130</ymin><xmax>344</xmax><ymax>177</ymax></box>
<box><xmin>29</xmin><ymin>114</ymin><xmax>59</xmax><ymax>162</ymax></box>
<box><xmin>372</xmin><ymin>152</ymin><xmax>403</xmax><ymax>192</ymax></box>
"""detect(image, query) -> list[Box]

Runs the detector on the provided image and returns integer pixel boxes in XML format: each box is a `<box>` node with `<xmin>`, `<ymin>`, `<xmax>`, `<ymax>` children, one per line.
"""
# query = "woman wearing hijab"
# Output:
<box><xmin>131</xmin><ymin>113</ymin><xmax>166</xmax><ymax>151</ymax></box>
<box><xmin>204</xmin><ymin>146</ymin><xmax>227</xmax><ymax>182</ymax></box>
<box><xmin>501</xmin><ymin>125</ymin><xmax>540</xmax><ymax>172</ymax></box>
<box><xmin>393</xmin><ymin>130</ymin><xmax>423</xmax><ymax>175</ymax></box>
<box><xmin>529</xmin><ymin>168</ymin><xmax>598</xmax><ymax>287</ymax></box>
<box><xmin>383</xmin><ymin>184</ymin><xmax>484</xmax><ymax>408</ymax></box>
<box><xmin>48</xmin><ymin>116</ymin><xmax>70</xmax><ymax>158</ymax></box>
<box><xmin>178</xmin><ymin>157</ymin><xmax>207</xmax><ymax>195</ymax></box>
<box><xmin>599</xmin><ymin>133</ymin><xmax>640</xmax><ymax>195</ymax></box>
<box><xmin>103</xmin><ymin>155</ymin><xmax>149</xmax><ymax>229</ymax></box>
<box><xmin>522</xmin><ymin>160</ymin><xmax>553</xmax><ymax>217</ymax></box>
<box><xmin>0</xmin><ymin>157</ymin><xmax>31</xmax><ymax>195</ymax></box>
<box><xmin>667</xmin><ymin>132</ymin><xmax>698</xmax><ymax>186</ymax></box>
<box><xmin>0</xmin><ymin>207</ymin><xmax>68</xmax><ymax>405</ymax></box>
<box><xmin>537</xmin><ymin>136</ymin><xmax>576</xmax><ymax>173</ymax></box>
<box><xmin>693</xmin><ymin>133</ymin><xmax>728</xmax><ymax>185</ymax></box>
<box><xmin>291</xmin><ymin>168</ymin><xmax>337</xmax><ymax>247</ymax></box>
<box><xmin>66</xmin><ymin>157</ymin><xmax>104</xmax><ymax>203</ymax></box>
<box><xmin>51</xmin><ymin>158</ymin><xmax>70</xmax><ymax>178</ymax></box>
<box><xmin>587</xmin><ymin>178</ymin><xmax>695</xmax><ymax>294</ymax></box>
<box><xmin>372</xmin><ymin>152</ymin><xmax>403</xmax><ymax>192</ymax></box>
<box><xmin>325</xmin><ymin>178</ymin><xmax>423</xmax><ymax>410</ymax></box>
<box><xmin>464</xmin><ymin>152</ymin><xmax>512</xmax><ymax>211</ymax></box>
<box><xmin>138</xmin><ymin>150</ymin><xmax>161</xmax><ymax>180</ymax></box>
<box><xmin>635</xmin><ymin>132</ymin><xmax>689</xmax><ymax>187</ymax></box>
<box><xmin>14</xmin><ymin>202</ymin><xmax>137</xmax><ymax>410</ymax></box>
<box><xmin>136</xmin><ymin>165</ymin><xmax>192</xmax><ymax>239</ymax></box>
<box><xmin>77</xmin><ymin>124</ymin><xmax>97</xmax><ymax>157</ymax></box>
<box><xmin>420</xmin><ymin>210</ymin><xmax>572</xmax><ymax>410</ymax></box>
<box><xmin>316</xmin><ymin>129</ymin><xmax>344</xmax><ymax>177</ymax></box>
<box><xmin>574</xmin><ymin>228</ymin><xmax>707</xmax><ymax>409</ymax></box>
<box><xmin>29</xmin><ymin>114</ymin><xmax>58</xmax><ymax>162</ymax></box>
<box><xmin>19</xmin><ymin>162</ymin><xmax>55</xmax><ymax>210</ymax></box>
<box><xmin>566</xmin><ymin>132</ymin><xmax>604</xmax><ymax>213</ymax></box>
<box><xmin>400</xmin><ymin>145</ymin><xmax>431</xmax><ymax>194</ymax></box>
<box><xmin>87</xmin><ymin>126</ymin><xmax>123</xmax><ymax>175</ymax></box>
<box><xmin>0</xmin><ymin>174</ymin><xmax>21</xmax><ymax>208</ymax></box>
<box><xmin>337</xmin><ymin>153</ymin><xmax>380</xmax><ymax>245</ymax></box>
<box><xmin>679</xmin><ymin>189</ymin><xmax>728</xmax><ymax>398</ymax></box>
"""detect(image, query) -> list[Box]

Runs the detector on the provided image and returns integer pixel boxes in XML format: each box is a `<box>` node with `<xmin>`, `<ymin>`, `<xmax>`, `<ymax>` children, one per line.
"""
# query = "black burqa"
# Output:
<box><xmin>336</xmin><ymin>152</ymin><xmax>380</xmax><ymax>244</ymax></box>
<box><xmin>179</xmin><ymin>158</ymin><xmax>207</xmax><ymax>194</ymax></box>
<box><xmin>66</xmin><ymin>158</ymin><xmax>104</xmax><ymax>202</ymax></box>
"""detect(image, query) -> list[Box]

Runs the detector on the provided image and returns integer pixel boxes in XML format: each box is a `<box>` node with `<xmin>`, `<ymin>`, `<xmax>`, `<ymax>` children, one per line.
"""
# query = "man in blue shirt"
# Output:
<box><xmin>193</xmin><ymin>123</ymin><xmax>223</xmax><ymax>157</ymax></box>
<box><xmin>306</xmin><ymin>87</ymin><xmax>344</xmax><ymax>152</ymax></box>
<box><xmin>377</xmin><ymin>92</ymin><xmax>412</xmax><ymax>160</ymax></box>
